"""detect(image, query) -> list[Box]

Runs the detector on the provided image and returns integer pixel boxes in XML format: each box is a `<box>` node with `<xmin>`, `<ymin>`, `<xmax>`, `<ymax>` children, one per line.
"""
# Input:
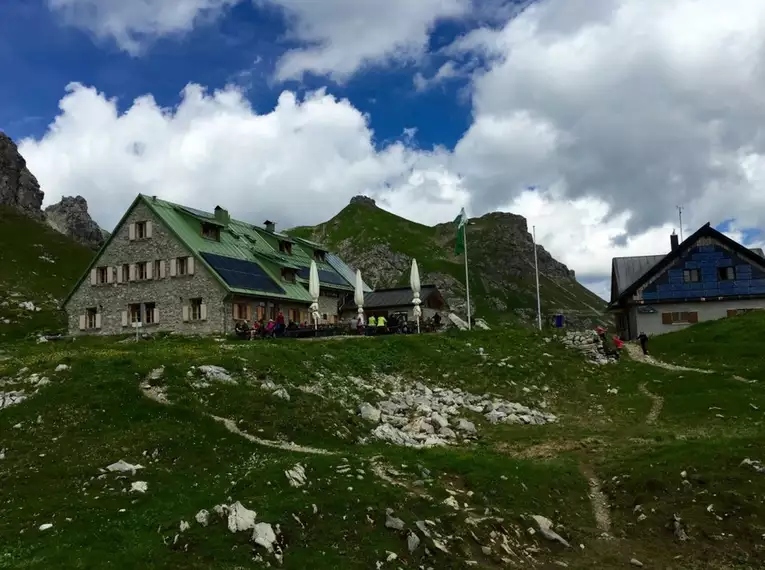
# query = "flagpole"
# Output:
<box><xmin>464</xmin><ymin>215</ymin><xmax>472</xmax><ymax>330</ymax></box>
<box><xmin>533</xmin><ymin>225</ymin><xmax>542</xmax><ymax>331</ymax></box>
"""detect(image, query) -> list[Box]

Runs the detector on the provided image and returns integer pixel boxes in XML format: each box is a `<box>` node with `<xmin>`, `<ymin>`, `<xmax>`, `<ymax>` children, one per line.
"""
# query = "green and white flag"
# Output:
<box><xmin>454</xmin><ymin>208</ymin><xmax>467</xmax><ymax>255</ymax></box>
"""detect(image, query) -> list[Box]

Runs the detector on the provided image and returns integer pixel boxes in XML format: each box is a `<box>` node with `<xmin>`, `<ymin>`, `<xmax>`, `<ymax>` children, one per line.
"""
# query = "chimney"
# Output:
<box><xmin>214</xmin><ymin>205</ymin><xmax>230</xmax><ymax>225</ymax></box>
<box><xmin>264</xmin><ymin>220</ymin><xmax>275</xmax><ymax>232</ymax></box>
<box><xmin>670</xmin><ymin>231</ymin><xmax>679</xmax><ymax>251</ymax></box>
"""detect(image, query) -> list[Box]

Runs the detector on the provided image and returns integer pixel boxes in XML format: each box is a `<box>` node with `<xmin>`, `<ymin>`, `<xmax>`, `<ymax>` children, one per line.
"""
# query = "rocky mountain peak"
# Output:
<box><xmin>0</xmin><ymin>132</ymin><xmax>44</xmax><ymax>219</ymax></box>
<box><xmin>349</xmin><ymin>195</ymin><xmax>377</xmax><ymax>208</ymax></box>
<box><xmin>45</xmin><ymin>195</ymin><xmax>107</xmax><ymax>250</ymax></box>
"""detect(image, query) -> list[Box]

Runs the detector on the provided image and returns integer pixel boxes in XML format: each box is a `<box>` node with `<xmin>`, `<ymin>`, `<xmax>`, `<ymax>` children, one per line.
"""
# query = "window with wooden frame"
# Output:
<box><xmin>136</xmin><ymin>262</ymin><xmax>148</xmax><ymax>280</ymax></box>
<box><xmin>683</xmin><ymin>269</ymin><xmax>700</xmax><ymax>283</ymax></box>
<box><xmin>661</xmin><ymin>311</ymin><xmax>698</xmax><ymax>325</ymax></box>
<box><xmin>154</xmin><ymin>260</ymin><xmax>162</xmax><ymax>279</ymax></box>
<box><xmin>96</xmin><ymin>266</ymin><xmax>108</xmax><ymax>284</ymax></box>
<box><xmin>135</xmin><ymin>221</ymin><xmax>148</xmax><ymax>239</ymax></box>
<box><xmin>718</xmin><ymin>267</ymin><xmax>735</xmax><ymax>281</ymax></box>
<box><xmin>190</xmin><ymin>298</ymin><xmax>203</xmax><ymax>321</ymax></box>
<box><xmin>314</xmin><ymin>250</ymin><xmax>326</xmax><ymax>262</ymax></box>
<box><xmin>177</xmin><ymin>257</ymin><xmax>189</xmax><ymax>276</ymax></box>
<box><xmin>129</xmin><ymin>303</ymin><xmax>142</xmax><ymax>324</ymax></box>
<box><xmin>234</xmin><ymin>303</ymin><xmax>249</xmax><ymax>320</ymax></box>
<box><xmin>144</xmin><ymin>302</ymin><xmax>157</xmax><ymax>324</ymax></box>
<box><xmin>201</xmin><ymin>223</ymin><xmax>220</xmax><ymax>241</ymax></box>
<box><xmin>86</xmin><ymin>308</ymin><xmax>98</xmax><ymax>329</ymax></box>
<box><xmin>122</xmin><ymin>264</ymin><xmax>130</xmax><ymax>282</ymax></box>
<box><xmin>279</xmin><ymin>240</ymin><xmax>293</xmax><ymax>255</ymax></box>
<box><xmin>281</xmin><ymin>268</ymin><xmax>296</xmax><ymax>283</ymax></box>
<box><xmin>256</xmin><ymin>305</ymin><xmax>265</xmax><ymax>321</ymax></box>
<box><xmin>289</xmin><ymin>308</ymin><xmax>300</xmax><ymax>323</ymax></box>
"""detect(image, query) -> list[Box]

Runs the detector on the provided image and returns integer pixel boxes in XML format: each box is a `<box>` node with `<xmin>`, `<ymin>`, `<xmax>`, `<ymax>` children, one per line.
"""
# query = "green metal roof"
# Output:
<box><xmin>143</xmin><ymin>195</ymin><xmax>352</xmax><ymax>300</ymax></box>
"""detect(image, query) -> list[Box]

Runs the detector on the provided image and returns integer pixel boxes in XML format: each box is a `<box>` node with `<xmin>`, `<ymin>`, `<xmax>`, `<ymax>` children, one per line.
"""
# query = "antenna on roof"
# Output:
<box><xmin>676</xmin><ymin>206</ymin><xmax>684</xmax><ymax>242</ymax></box>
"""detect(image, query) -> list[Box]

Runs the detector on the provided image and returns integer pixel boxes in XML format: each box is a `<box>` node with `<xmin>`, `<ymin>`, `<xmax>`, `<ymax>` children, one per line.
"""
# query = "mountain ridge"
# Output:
<box><xmin>290</xmin><ymin>196</ymin><xmax>606</xmax><ymax>325</ymax></box>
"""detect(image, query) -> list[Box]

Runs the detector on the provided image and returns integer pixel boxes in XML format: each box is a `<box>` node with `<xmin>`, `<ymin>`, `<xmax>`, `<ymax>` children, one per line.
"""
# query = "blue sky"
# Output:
<box><xmin>4</xmin><ymin>0</ymin><xmax>765</xmax><ymax>301</ymax></box>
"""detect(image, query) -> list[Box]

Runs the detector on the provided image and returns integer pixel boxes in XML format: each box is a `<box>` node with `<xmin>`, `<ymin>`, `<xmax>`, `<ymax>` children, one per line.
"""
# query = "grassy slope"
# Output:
<box><xmin>0</xmin><ymin>206</ymin><xmax>93</xmax><ymax>341</ymax></box>
<box><xmin>2</xmin><ymin>318</ymin><xmax>764</xmax><ymax>569</ymax></box>
<box><xmin>291</xmin><ymin>203</ymin><xmax>606</xmax><ymax>323</ymax></box>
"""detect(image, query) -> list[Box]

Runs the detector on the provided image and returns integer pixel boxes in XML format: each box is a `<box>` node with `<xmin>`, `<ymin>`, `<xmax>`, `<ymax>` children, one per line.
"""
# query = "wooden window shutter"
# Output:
<box><xmin>688</xmin><ymin>312</ymin><xmax>699</xmax><ymax>324</ymax></box>
<box><xmin>200</xmin><ymin>303</ymin><xmax>207</xmax><ymax>321</ymax></box>
<box><xmin>79</xmin><ymin>315</ymin><xmax>86</xmax><ymax>330</ymax></box>
<box><xmin>246</xmin><ymin>304</ymin><xmax>252</xmax><ymax>321</ymax></box>
<box><xmin>170</xmin><ymin>258</ymin><xmax>177</xmax><ymax>277</ymax></box>
<box><xmin>116</xmin><ymin>267</ymin><xmax>123</xmax><ymax>284</ymax></box>
<box><xmin>182</xmin><ymin>306</ymin><xmax>190</xmax><ymax>322</ymax></box>
<box><xmin>129</xmin><ymin>264</ymin><xmax>136</xmax><ymax>281</ymax></box>
<box><xmin>146</xmin><ymin>262</ymin><xmax>153</xmax><ymax>280</ymax></box>
<box><xmin>661</xmin><ymin>312</ymin><xmax>672</xmax><ymax>325</ymax></box>
<box><xmin>129</xmin><ymin>223</ymin><xmax>136</xmax><ymax>241</ymax></box>
<box><xmin>153</xmin><ymin>308</ymin><xmax>160</xmax><ymax>324</ymax></box>
<box><xmin>95</xmin><ymin>313</ymin><xmax>102</xmax><ymax>329</ymax></box>
<box><xmin>121</xmin><ymin>311</ymin><xmax>128</xmax><ymax>327</ymax></box>
<box><xmin>187</xmin><ymin>257</ymin><xmax>195</xmax><ymax>275</ymax></box>
<box><xmin>90</xmin><ymin>268</ymin><xmax>97</xmax><ymax>285</ymax></box>
<box><xmin>727</xmin><ymin>309</ymin><xmax>737</xmax><ymax>317</ymax></box>
<box><xmin>106</xmin><ymin>267</ymin><xmax>114</xmax><ymax>284</ymax></box>
<box><xmin>146</xmin><ymin>221</ymin><xmax>153</xmax><ymax>238</ymax></box>
<box><xmin>159</xmin><ymin>260</ymin><xmax>166</xmax><ymax>279</ymax></box>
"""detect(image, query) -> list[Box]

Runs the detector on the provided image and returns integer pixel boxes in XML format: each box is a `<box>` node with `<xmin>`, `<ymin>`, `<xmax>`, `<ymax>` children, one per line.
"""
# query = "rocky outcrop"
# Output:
<box><xmin>349</xmin><ymin>195</ymin><xmax>376</xmax><ymax>208</ymax></box>
<box><xmin>45</xmin><ymin>196</ymin><xmax>107</xmax><ymax>250</ymax></box>
<box><xmin>0</xmin><ymin>132</ymin><xmax>44</xmax><ymax>219</ymax></box>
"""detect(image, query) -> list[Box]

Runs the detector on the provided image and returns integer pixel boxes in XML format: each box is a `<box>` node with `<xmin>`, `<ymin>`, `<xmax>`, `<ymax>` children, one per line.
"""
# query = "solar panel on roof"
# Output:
<box><xmin>201</xmin><ymin>252</ymin><xmax>285</xmax><ymax>294</ymax></box>
<box><xmin>181</xmin><ymin>206</ymin><xmax>215</xmax><ymax>219</ymax></box>
<box><xmin>296</xmin><ymin>267</ymin><xmax>349</xmax><ymax>287</ymax></box>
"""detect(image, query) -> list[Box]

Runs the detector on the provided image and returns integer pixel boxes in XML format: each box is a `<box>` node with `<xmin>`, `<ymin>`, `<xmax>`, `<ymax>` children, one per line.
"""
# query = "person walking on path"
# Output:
<box><xmin>638</xmin><ymin>332</ymin><xmax>649</xmax><ymax>355</ymax></box>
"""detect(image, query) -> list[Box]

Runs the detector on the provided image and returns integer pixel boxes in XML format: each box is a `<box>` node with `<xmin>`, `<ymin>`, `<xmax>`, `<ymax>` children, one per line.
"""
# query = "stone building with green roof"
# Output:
<box><xmin>62</xmin><ymin>194</ymin><xmax>367</xmax><ymax>335</ymax></box>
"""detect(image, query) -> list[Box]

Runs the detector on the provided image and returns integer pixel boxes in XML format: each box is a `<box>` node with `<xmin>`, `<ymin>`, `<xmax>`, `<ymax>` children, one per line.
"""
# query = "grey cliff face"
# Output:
<box><xmin>45</xmin><ymin>196</ymin><xmax>107</xmax><ymax>250</ymax></box>
<box><xmin>0</xmin><ymin>132</ymin><xmax>44</xmax><ymax>219</ymax></box>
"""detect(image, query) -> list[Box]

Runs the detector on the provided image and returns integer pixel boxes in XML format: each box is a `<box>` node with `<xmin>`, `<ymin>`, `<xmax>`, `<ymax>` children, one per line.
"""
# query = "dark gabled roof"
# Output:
<box><xmin>609</xmin><ymin>223</ymin><xmax>765</xmax><ymax>308</ymax></box>
<box><xmin>612</xmin><ymin>255</ymin><xmax>665</xmax><ymax>299</ymax></box>
<box><xmin>343</xmin><ymin>285</ymin><xmax>442</xmax><ymax>310</ymax></box>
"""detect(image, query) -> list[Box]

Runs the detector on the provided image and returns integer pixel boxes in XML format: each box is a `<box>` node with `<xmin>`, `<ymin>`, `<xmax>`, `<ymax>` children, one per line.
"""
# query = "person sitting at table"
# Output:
<box><xmin>234</xmin><ymin>320</ymin><xmax>250</xmax><ymax>339</ymax></box>
<box><xmin>265</xmin><ymin>319</ymin><xmax>276</xmax><ymax>338</ymax></box>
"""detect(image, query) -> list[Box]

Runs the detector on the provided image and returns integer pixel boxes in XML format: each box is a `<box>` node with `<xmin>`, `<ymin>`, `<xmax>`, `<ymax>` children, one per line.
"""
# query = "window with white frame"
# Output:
<box><xmin>190</xmin><ymin>298</ymin><xmax>203</xmax><ymax>321</ymax></box>
<box><xmin>86</xmin><ymin>308</ymin><xmax>98</xmax><ymax>329</ymax></box>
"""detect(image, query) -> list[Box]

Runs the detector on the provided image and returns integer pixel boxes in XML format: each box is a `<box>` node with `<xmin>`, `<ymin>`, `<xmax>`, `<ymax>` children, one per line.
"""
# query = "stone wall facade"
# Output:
<box><xmin>65</xmin><ymin>201</ymin><xmax>227</xmax><ymax>336</ymax></box>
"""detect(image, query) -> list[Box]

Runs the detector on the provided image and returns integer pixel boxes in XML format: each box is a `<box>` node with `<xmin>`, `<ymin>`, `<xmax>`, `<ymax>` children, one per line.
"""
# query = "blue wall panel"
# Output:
<box><xmin>642</xmin><ymin>243</ymin><xmax>765</xmax><ymax>302</ymax></box>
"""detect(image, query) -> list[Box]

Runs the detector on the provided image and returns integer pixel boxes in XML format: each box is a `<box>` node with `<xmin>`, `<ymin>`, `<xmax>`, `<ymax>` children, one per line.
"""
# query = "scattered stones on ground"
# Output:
<box><xmin>741</xmin><ymin>458</ymin><xmax>765</xmax><ymax>474</ymax></box>
<box><xmin>407</xmin><ymin>532</ymin><xmax>421</xmax><ymax>552</ymax></box>
<box><xmin>359</xmin><ymin>402</ymin><xmax>382</xmax><ymax>423</ymax></box>
<box><xmin>673</xmin><ymin>514</ymin><xmax>689</xmax><ymax>541</ymax></box>
<box><xmin>130</xmin><ymin>481</ymin><xmax>148</xmax><ymax>493</ymax></box>
<box><xmin>179</xmin><ymin>520</ymin><xmax>190</xmax><ymax>532</ymax></box>
<box><xmin>197</xmin><ymin>365</ymin><xmax>236</xmax><ymax>384</ymax></box>
<box><xmin>195</xmin><ymin>509</ymin><xmax>210</xmax><ymax>526</ymax></box>
<box><xmin>105</xmin><ymin>460</ymin><xmax>144</xmax><ymax>474</ymax></box>
<box><xmin>0</xmin><ymin>390</ymin><xmax>27</xmax><ymax>410</ymax></box>
<box><xmin>227</xmin><ymin>501</ymin><xmax>257</xmax><ymax>533</ymax></box>
<box><xmin>38</xmin><ymin>523</ymin><xmax>53</xmax><ymax>531</ymax></box>
<box><xmin>285</xmin><ymin>463</ymin><xmax>307</xmax><ymax>487</ymax></box>
<box><xmin>54</xmin><ymin>364</ymin><xmax>69</xmax><ymax>372</ymax></box>
<box><xmin>531</xmin><ymin>515</ymin><xmax>570</xmax><ymax>548</ymax></box>
<box><xmin>147</xmin><ymin>367</ymin><xmax>164</xmax><ymax>381</ymax></box>
<box><xmin>385</xmin><ymin>511</ymin><xmax>405</xmax><ymax>531</ymax></box>
<box><xmin>630</xmin><ymin>558</ymin><xmax>644</xmax><ymax>567</ymax></box>
<box><xmin>448</xmin><ymin>313</ymin><xmax>469</xmax><ymax>330</ymax></box>
<box><xmin>272</xmin><ymin>387</ymin><xmax>290</xmax><ymax>401</ymax></box>
<box><xmin>443</xmin><ymin>496</ymin><xmax>460</xmax><ymax>510</ymax></box>
<box><xmin>252</xmin><ymin>522</ymin><xmax>277</xmax><ymax>552</ymax></box>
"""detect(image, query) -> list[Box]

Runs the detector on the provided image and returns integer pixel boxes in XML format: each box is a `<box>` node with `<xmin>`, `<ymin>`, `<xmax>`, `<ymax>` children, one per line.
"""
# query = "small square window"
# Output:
<box><xmin>191</xmin><ymin>298</ymin><xmax>203</xmax><ymax>321</ymax></box>
<box><xmin>279</xmin><ymin>241</ymin><xmax>293</xmax><ymax>255</ymax></box>
<box><xmin>683</xmin><ymin>269</ymin><xmax>700</xmax><ymax>283</ymax></box>
<box><xmin>281</xmin><ymin>268</ymin><xmax>296</xmax><ymax>283</ymax></box>
<box><xmin>314</xmin><ymin>250</ymin><xmax>326</xmax><ymax>262</ymax></box>
<box><xmin>201</xmin><ymin>223</ymin><xmax>220</xmax><ymax>241</ymax></box>
<box><xmin>86</xmin><ymin>308</ymin><xmax>98</xmax><ymax>329</ymax></box>
<box><xmin>718</xmin><ymin>267</ymin><xmax>735</xmax><ymax>281</ymax></box>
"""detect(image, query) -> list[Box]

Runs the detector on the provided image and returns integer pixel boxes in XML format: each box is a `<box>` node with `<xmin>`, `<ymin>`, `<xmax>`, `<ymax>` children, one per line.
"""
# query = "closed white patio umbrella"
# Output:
<box><xmin>354</xmin><ymin>269</ymin><xmax>365</xmax><ymax>332</ymax></box>
<box><xmin>410</xmin><ymin>259</ymin><xmax>422</xmax><ymax>333</ymax></box>
<box><xmin>309</xmin><ymin>260</ymin><xmax>321</xmax><ymax>333</ymax></box>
